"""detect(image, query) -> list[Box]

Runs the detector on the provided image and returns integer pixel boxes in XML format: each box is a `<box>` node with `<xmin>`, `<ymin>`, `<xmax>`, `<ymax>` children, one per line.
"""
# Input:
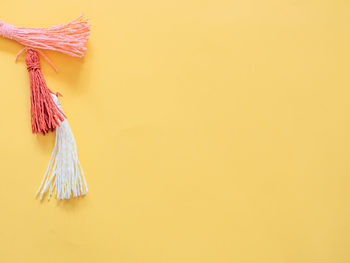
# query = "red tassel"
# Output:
<box><xmin>26</xmin><ymin>49</ymin><xmax>65</xmax><ymax>134</ymax></box>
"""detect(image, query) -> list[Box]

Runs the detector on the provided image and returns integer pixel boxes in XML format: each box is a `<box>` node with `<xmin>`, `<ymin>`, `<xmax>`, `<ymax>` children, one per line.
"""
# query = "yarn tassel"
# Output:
<box><xmin>26</xmin><ymin>49</ymin><xmax>65</xmax><ymax>134</ymax></box>
<box><xmin>0</xmin><ymin>15</ymin><xmax>89</xmax><ymax>57</ymax></box>
<box><xmin>36</xmin><ymin>94</ymin><xmax>88</xmax><ymax>200</ymax></box>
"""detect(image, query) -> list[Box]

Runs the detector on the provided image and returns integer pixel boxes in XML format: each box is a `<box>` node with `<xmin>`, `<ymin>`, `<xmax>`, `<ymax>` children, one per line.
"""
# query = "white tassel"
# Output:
<box><xmin>36</xmin><ymin>94</ymin><xmax>88</xmax><ymax>200</ymax></box>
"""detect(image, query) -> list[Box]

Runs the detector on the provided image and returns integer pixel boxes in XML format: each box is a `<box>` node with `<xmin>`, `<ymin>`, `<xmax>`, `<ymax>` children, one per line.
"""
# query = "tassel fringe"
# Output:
<box><xmin>36</xmin><ymin>94</ymin><xmax>88</xmax><ymax>200</ymax></box>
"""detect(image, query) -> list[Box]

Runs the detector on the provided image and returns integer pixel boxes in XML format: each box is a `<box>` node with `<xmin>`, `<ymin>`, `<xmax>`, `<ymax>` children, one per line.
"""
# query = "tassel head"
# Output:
<box><xmin>0</xmin><ymin>21</ymin><xmax>15</xmax><ymax>39</ymax></box>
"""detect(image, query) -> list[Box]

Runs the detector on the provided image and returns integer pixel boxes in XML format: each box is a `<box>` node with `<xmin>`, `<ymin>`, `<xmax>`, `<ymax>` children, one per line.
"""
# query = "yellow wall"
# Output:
<box><xmin>0</xmin><ymin>1</ymin><xmax>349</xmax><ymax>262</ymax></box>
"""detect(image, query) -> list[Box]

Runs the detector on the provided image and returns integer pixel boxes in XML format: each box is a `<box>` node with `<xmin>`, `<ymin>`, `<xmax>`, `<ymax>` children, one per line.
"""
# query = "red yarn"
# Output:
<box><xmin>26</xmin><ymin>49</ymin><xmax>65</xmax><ymax>134</ymax></box>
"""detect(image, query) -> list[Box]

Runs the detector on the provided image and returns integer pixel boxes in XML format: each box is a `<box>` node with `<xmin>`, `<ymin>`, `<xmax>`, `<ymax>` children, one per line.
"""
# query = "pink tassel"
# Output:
<box><xmin>0</xmin><ymin>15</ymin><xmax>89</xmax><ymax>57</ymax></box>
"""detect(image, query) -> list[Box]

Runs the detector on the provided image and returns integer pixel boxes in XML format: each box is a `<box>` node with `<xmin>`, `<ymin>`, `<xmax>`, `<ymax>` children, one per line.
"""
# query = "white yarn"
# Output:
<box><xmin>36</xmin><ymin>94</ymin><xmax>88</xmax><ymax>200</ymax></box>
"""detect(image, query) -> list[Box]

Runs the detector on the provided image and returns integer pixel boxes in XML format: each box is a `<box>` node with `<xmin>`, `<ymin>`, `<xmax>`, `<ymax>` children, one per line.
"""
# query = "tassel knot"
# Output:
<box><xmin>0</xmin><ymin>21</ymin><xmax>15</xmax><ymax>39</ymax></box>
<box><xmin>26</xmin><ymin>61</ymin><xmax>41</xmax><ymax>71</ymax></box>
<box><xmin>25</xmin><ymin>49</ymin><xmax>41</xmax><ymax>67</ymax></box>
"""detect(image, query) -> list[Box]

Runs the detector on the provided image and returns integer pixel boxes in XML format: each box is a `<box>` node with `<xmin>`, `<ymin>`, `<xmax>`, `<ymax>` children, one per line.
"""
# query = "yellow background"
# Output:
<box><xmin>0</xmin><ymin>0</ymin><xmax>349</xmax><ymax>262</ymax></box>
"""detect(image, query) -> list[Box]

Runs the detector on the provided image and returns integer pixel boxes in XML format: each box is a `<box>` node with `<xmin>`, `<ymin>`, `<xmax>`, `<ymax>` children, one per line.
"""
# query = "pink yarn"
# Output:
<box><xmin>0</xmin><ymin>22</ymin><xmax>15</xmax><ymax>39</ymax></box>
<box><xmin>0</xmin><ymin>15</ymin><xmax>90</xmax><ymax>57</ymax></box>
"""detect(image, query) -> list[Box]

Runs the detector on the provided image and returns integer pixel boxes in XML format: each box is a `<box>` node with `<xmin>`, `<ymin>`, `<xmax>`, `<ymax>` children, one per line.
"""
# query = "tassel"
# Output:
<box><xmin>26</xmin><ymin>49</ymin><xmax>65</xmax><ymax>134</ymax></box>
<box><xmin>0</xmin><ymin>14</ymin><xmax>89</xmax><ymax>57</ymax></box>
<box><xmin>0</xmin><ymin>15</ymin><xmax>90</xmax><ymax>200</ymax></box>
<box><xmin>36</xmin><ymin>94</ymin><xmax>88</xmax><ymax>200</ymax></box>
